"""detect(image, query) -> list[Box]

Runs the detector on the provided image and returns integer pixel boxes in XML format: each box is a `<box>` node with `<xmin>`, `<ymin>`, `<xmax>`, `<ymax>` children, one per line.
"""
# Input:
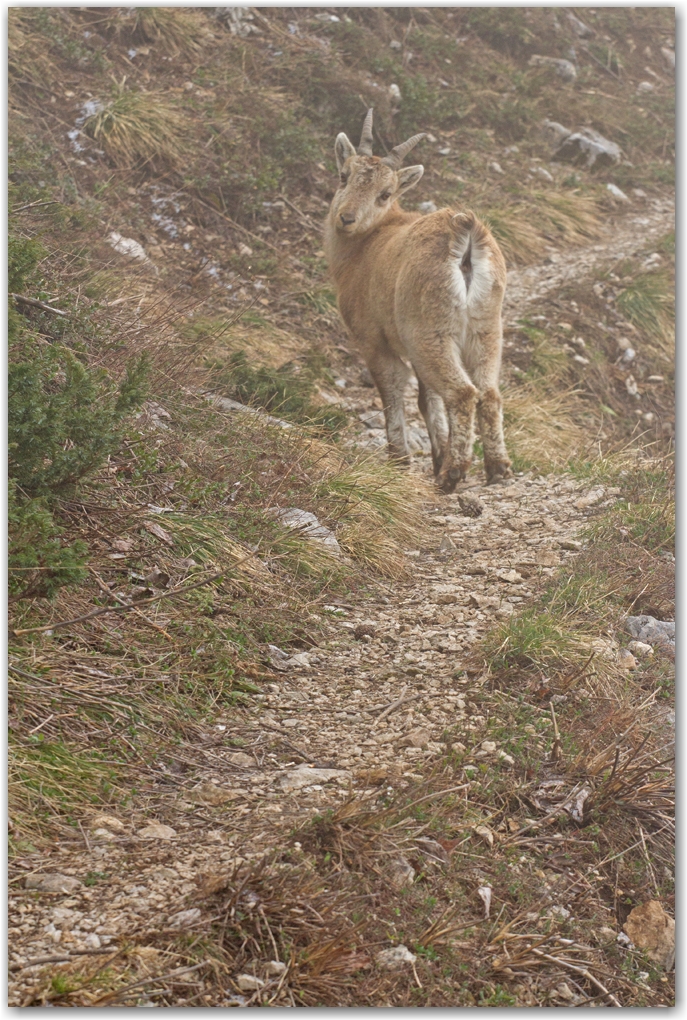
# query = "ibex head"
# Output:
<box><xmin>330</xmin><ymin>109</ymin><xmax>426</xmax><ymax>234</ymax></box>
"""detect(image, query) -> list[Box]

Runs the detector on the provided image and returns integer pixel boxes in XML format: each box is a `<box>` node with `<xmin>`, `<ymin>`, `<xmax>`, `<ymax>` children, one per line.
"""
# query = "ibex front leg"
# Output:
<box><xmin>367</xmin><ymin>347</ymin><xmax>412</xmax><ymax>465</ymax></box>
<box><xmin>418</xmin><ymin>378</ymin><xmax>449</xmax><ymax>477</ymax></box>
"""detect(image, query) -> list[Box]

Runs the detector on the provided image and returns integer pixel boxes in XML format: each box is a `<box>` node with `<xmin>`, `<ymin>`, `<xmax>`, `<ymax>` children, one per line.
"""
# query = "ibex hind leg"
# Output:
<box><xmin>467</xmin><ymin>337</ymin><xmax>513</xmax><ymax>485</ymax></box>
<box><xmin>417</xmin><ymin>378</ymin><xmax>449</xmax><ymax>477</ymax></box>
<box><xmin>477</xmin><ymin>388</ymin><xmax>512</xmax><ymax>483</ymax></box>
<box><xmin>368</xmin><ymin>349</ymin><xmax>412</xmax><ymax>466</ymax></box>
<box><xmin>436</xmin><ymin>381</ymin><xmax>478</xmax><ymax>492</ymax></box>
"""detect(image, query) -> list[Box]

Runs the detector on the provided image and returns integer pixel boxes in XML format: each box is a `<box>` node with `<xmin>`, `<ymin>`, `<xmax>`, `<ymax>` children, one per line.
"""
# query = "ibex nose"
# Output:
<box><xmin>339</xmin><ymin>212</ymin><xmax>356</xmax><ymax>226</ymax></box>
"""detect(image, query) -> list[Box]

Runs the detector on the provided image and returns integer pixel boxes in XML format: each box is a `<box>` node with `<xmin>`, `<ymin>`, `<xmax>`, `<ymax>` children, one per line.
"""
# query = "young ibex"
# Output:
<box><xmin>324</xmin><ymin>109</ymin><xmax>513</xmax><ymax>491</ymax></box>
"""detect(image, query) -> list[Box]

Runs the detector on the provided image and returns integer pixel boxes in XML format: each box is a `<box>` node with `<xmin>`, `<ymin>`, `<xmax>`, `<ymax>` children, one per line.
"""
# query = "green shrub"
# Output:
<box><xmin>8</xmin><ymin>234</ymin><xmax>45</xmax><ymax>295</ymax></box>
<box><xmin>8</xmin><ymin>346</ymin><xmax>149</xmax><ymax>498</ymax></box>
<box><xmin>8</xmin><ymin>480</ymin><xmax>87</xmax><ymax>601</ymax></box>
<box><xmin>8</xmin><ymin>232</ymin><xmax>149</xmax><ymax>599</ymax></box>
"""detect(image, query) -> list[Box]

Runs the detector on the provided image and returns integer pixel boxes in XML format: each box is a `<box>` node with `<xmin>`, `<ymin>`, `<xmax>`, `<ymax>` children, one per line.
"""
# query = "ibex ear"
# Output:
<box><xmin>396</xmin><ymin>164</ymin><xmax>424</xmax><ymax>195</ymax></box>
<box><xmin>335</xmin><ymin>133</ymin><xmax>357</xmax><ymax>172</ymax></box>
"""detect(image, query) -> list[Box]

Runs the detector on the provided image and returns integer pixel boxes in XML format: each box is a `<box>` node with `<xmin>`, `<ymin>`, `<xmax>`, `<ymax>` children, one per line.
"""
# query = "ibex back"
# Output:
<box><xmin>324</xmin><ymin>109</ymin><xmax>513</xmax><ymax>492</ymax></box>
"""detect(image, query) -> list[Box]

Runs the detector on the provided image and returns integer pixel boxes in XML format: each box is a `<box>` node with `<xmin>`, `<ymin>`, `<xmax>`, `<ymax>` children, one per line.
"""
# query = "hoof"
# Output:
<box><xmin>485</xmin><ymin>459</ymin><xmax>514</xmax><ymax>485</ymax></box>
<box><xmin>437</xmin><ymin>464</ymin><xmax>469</xmax><ymax>493</ymax></box>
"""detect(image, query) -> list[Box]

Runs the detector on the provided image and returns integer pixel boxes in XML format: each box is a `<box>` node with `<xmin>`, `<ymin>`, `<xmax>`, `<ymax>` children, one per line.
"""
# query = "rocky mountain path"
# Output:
<box><xmin>7</xmin><ymin>199</ymin><xmax>674</xmax><ymax>1002</ymax></box>
<box><xmin>503</xmin><ymin>194</ymin><xmax>674</xmax><ymax>319</ymax></box>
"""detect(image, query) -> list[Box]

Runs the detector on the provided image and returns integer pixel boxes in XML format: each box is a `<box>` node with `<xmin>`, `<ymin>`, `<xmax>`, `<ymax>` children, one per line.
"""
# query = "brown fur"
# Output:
<box><xmin>324</xmin><ymin>120</ymin><xmax>512</xmax><ymax>490</ymax></box>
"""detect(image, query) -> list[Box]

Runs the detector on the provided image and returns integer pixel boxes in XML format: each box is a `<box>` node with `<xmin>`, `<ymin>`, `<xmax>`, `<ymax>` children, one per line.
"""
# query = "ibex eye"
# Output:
<box><xmin>379</xmin><ymin>191</ymin><xmax>391</xmax><ymax>202</ymax></box>
<box><xmin>340</xmin><ymin>174</ymin><xmax>348</xmax><ymax>185</ymax></box>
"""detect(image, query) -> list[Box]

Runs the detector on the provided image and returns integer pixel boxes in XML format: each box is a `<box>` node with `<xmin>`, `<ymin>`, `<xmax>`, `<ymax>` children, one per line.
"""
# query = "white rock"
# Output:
<box><xmin>573</xmin><ymin>354</ymin><xmax>590</xmax><ymax>365</ymax></box>
<box><xmin>168</xmin><ymin>908</ymin><xmax>201</xmax><ymax>928</ymax></box>
<box><xmin>575</xmin><ymin>487</ymin><xmax>605</xmax><ymax>509</ymax></box>
<box><xmin>554</xmin><ymin>127</ymin><xmax>621</xmax><ymax>169</ymax></box>
<box><xmin>480</xmin><ymin>740</ymin><xmax>497</xmax><ymax>753</ymax></box>
<box><xmin>607</xmin><ymin>183</ymin><xmax>630</xmax><ymax>203</ymax></box>
<box><xmin>628</xmin><ymin>640</ymin><xmax>654</xmax><ymax>659</ymax></box>
<box><xmin>267</xmin><ymin>508</ymin><xmax>341</xmax><ymax>555</ymax></box>
<box><xmin>535</xmin><ymin>166</ymin><xmax>554</xmax><ymax>182</ymax></box>
<box><xmin>540</xmin><ymin>119</ymin><xmax>572</xmax><ymax>148</ymax></box>
<box><xmin>188</xmin><ymin>782</ymin><xmax>240</xmax><ymax>805</ymax></box>
<box><xmin>358</xmin><ymin>409</ymin><xmax>386</xmax><ymax>430</ymax></box>
<box><xmin>283</xmin><ymin>651</ymin><xmax>312</xmax><ymax>670</ymax></box>
<box><xmin>637</xmin><ymin>81</ymin><xmax>655</xmax><ymax>93</ymax></box>
<box><xmin>474</xmin><ymin>824</ymin><xmax>495</xmax><ymax>848</ymax></box>
<box><xmin>85</xmin><ymin>933</ymin><xmax>101</xmax><ymax>949</ymax></box>
<box><xmin>478</xmin><ymin>885</ymin><xmax>492</xmax><ymax>918</ymax></box>
<box><xmin>438</xmin><ymin>534</ymin><xmax>457</xmax><ymax>555</ymax></box>
<box><xmin>89</xmin><ymin>813</ymin><xmax>125</xmax><ymax>834</ymax></box>
<box><xmin>388</xmin><ymin>83</ymin><xmax>402</xmax><ymax>105</ymax></box>
<box><xmin>376</xmin><ymin>945</ymin><xmax>417</xmax><ymax>970</ymax></box>
<box><xmin>567</xmin><ymin>12</ymin><xmax>593</xmax><ymax>37</ymax></box>
<box><xmin>622</xmin><ymin>347</ymin><xmax>636</xmax><ymax>363</ymax></box>
<box><xmin>226</xmin><ymin>752</ymin><xmax>254</xmax><ymax>767</ymax></box>
<box><xmin>238</xmin><ymin>243</ymin><xmax>253</xmax><ymax>256</ymax></box>
<box><xmin>488</xmin><ymin>161</ymin><xmax>504</xmax><ymax>174</ymax></box>
<box><xmin>237</xmin><ymin>974</ymin><xmax>265</xmax><ymax>991</ymax></box>
<box><xmin>279</xmin><ymin>766</ymin><xmax>350</xmax><ymax>792</ymax></box>
<box><xmin>92</xmin><ymin>828</ymin><xmax>116</xmax><ymax>841</ymax></box>
<box><xmin>528</xmin><ymin>55</ymin><xmax>577</xmax><ymax>82</ymax></box>
<box><xmin>407</xmin><ymin>426</ymin><xmax>432</xmax><ymax>454</ymax></box>
<box><xmin>625</xmin><ymin>615</ymin><xmax>674</xmax><ymax>651</ymax></box>
<box><xmin>399</xmin><ymin>726</ymin><xmax>432</xmax><ymax>748</ymax></box>
<box><xmin>389</xmin><ymin>856</ymin><xmax>416</xmax><ymax>890</ymax></box>
<box><xmin>265</xmin><ymin>960</ymin><xmax>287</xmax><ymax>976</ymax></box>
<box><xmin>625</xmin><ymin>375</ymin><xmax>639</xmax><ymax>397</ymax></box>
<box><xmin>107</xmin><ymin>232</ymin><xmax>148</xmax><ymax>261</ymax></box>
<box><xmin>417</xmin><ymin>201</ymin><xmax>437</xmax><ymax>214</ymax></box>
<box><xmin>389</xmin><ymin>39</ymin><xmax>402</xmax><ymax>50</ymax></box>
<box><xmin>26</xmin><ymin>874</ymin><xmax>82</xmax><ymax>894</ymax></box>
<box><xmin>661</xmin><ymin>47</ymin><xmax>675</xmax><ymax>71</ymax></box>
<box><xmin>138</xmin><ymin>823</ymin><xmax>177</xmax><ymax>840</ymax></box>
<box><xmin>205</xmin><ymin>393</ymin><xmax>292</xmax><ymax>429</ymax></box>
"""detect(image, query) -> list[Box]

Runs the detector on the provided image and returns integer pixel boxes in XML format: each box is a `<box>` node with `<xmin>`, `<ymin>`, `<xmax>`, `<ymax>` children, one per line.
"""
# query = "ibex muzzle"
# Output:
<box><xmin>324</xmin><ymin>109</ymin><xmax>512</xmax><ymax>491</ymax></box>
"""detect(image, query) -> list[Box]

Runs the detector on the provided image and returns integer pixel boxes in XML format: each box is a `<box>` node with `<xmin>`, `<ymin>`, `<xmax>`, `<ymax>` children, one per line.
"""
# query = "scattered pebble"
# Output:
<box><xmin>376</xmin><ymin>945</ymin><xmax>417</xmax><ymax>970</ymax></box>
<box><xmin>25</xmin><ymin>874</ymin><xmax>82</xmax><ymax>894</ymax></box>
<box><xmin>137</xmin><ymin>823</ymin><xmax>177</xmax><ymax>840</ymax></box>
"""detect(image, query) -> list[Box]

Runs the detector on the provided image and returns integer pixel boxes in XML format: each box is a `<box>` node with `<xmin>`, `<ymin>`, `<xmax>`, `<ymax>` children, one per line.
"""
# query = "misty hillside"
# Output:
<box><xmin>9</xmin><ymin>7</ymin><xmax>674</xmax><ymax>1007</ymax></box>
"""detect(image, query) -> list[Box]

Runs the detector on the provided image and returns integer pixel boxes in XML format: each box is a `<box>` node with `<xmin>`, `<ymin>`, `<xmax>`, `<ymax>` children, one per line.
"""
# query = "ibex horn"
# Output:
<box><xmin>358</xmin><ymin>108</ymin><xmax>374</xmax><ymax>156</ymax></box>
<box><xmin>381</xmin><ymin>133</ymin><xmax>427</xmax><ymax>169</ymax></box>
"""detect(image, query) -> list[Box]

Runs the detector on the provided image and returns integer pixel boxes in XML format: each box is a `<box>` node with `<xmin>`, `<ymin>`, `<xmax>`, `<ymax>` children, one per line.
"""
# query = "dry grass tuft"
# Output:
<box><xmin>503</xmin><ymin>383</ymin><xmax>593</xmax><ymax>470</ymax></box>
<box><xmin>617</xmin><ymin>267</ymin><xmax>675</xmax><ymax>358</ymax></box>
<box><xmin>319</xmin><ymin>461</ymin><xmax>432</xmax><ymax>578</ymax></box>
<box><xmin>83</xmin><ymin>88</ymin><xmax>185</xmax><ymax>167</ymax></box>
<box><xmin>531</xmin><ymin>191</ymin><xmax>602</xmax><ymax>245</ymax></box>
<box><xmin>8</xmin><ymin>9</ymin><xmax>58</xmax><ymax>87</ymax></box>
<box><xmin>133</xmin><ymin>7</ymin><xmax>209</xmax><ymax>54</ymax></box>
<box><xmin>482</xmin><ymin>205</ymin><xmax>545</xmax><ymax>265</ymax></box>
<box><xmin>483</xmin><ymin>191</ymin><xmax>601</xmax><ymax>266</ymax></box>
<box><xmin>196</xmin><ymin>859</ymin><xmax>367</xmax><ymax>1006</ymax></box>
